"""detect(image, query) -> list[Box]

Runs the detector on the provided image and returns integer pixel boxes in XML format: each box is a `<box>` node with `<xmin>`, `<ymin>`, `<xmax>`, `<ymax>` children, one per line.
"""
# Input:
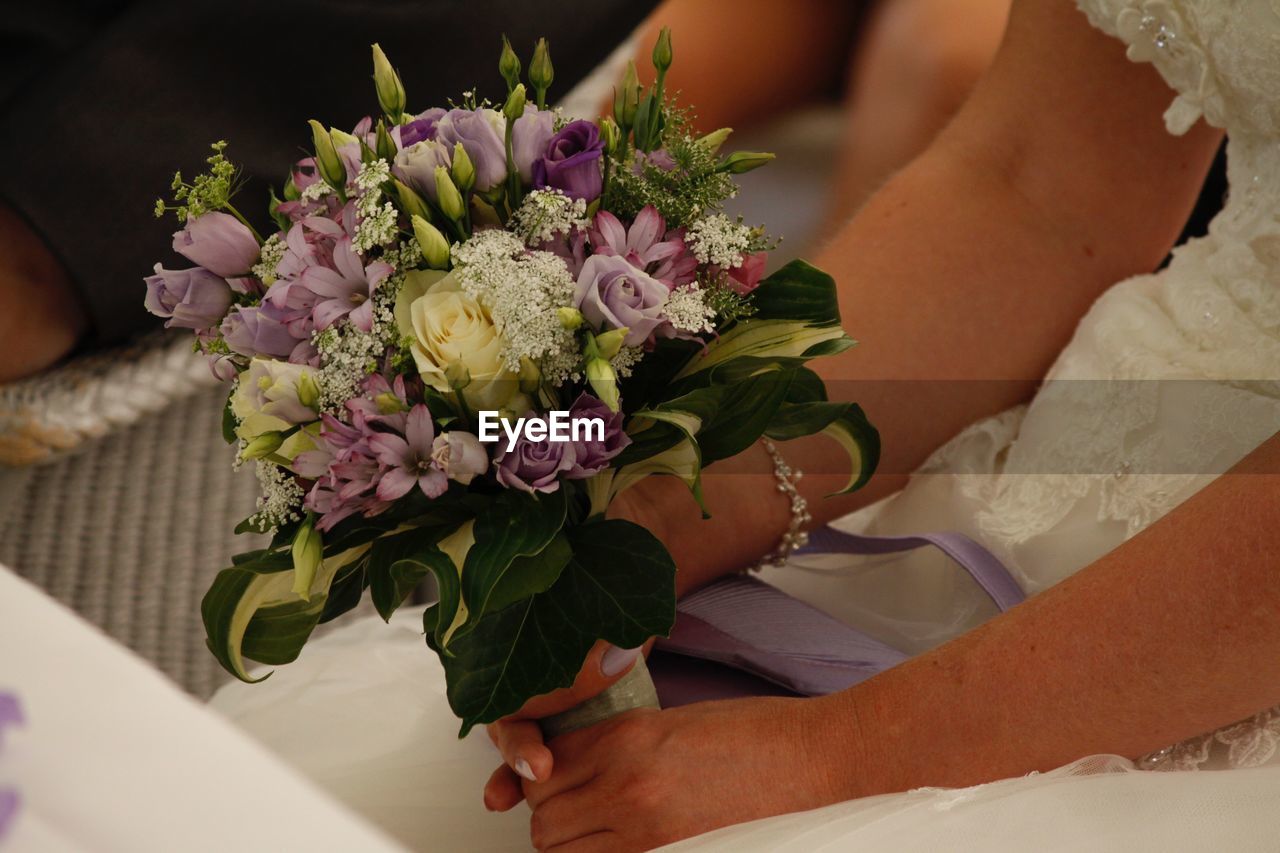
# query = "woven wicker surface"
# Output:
<box><xmin>0</xmin><ymin>379</ymin><xmax>264</xmax><ymax>698</ymax></box>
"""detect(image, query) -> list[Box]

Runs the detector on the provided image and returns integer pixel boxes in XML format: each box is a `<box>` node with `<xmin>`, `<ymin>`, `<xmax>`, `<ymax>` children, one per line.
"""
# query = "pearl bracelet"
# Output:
<box><xmin>750</xmin><ymin>438</ymin><xmax>813</xmax><ymax>572</ymax></box>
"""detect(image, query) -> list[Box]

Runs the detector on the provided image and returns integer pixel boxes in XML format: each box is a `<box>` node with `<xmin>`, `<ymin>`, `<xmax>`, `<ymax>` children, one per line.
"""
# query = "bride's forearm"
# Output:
<box><xmin>816</xmin><ymin>432</ymin><xmax>1280</xmax><ymax>799</ymax></box>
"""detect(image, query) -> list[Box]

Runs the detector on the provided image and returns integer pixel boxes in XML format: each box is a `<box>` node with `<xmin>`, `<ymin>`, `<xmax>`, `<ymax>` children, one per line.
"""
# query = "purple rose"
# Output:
<box><xmin>220</xmin><ymin>302</ymin><xmax>305</xmax><ymax>360</ymax></box>
<box><xmin>144</xmin><ymin>265</ymin><xmax>233</xmax><ymax>330</ymax></box>
<box><xmin>172</xmin><ymin>211</ymin><xmax>260</xmax><ymax>277</ymax></box>
<box><xmin>434</xmin><ymin>108</ymin><xmax>508</xmax><ymax>192</ymax></box>
<box><xmin>495</xmin><ymin>426</ymin><xmax>574</xmax><ymax>494</ymax></box>
<box><xmin>564</xmin><ymin>393</ymin><xmax>630</xmax><ymax>478</ymax></box>
<box><xmin>573</xmin><ymin>254</ymin><xmax>670</xmax><ymax>346</ymax></box>
<box><xmin>392</xmin><ymin>139</ymin><xmax>453</xmax><ymax>202</ymax></box>
<box><xmin>396</xmin><ymin>107</ymin><xmax>446</xmax><ymax>149</ymax></box>
<box><xmin>511</xmin><ymin>107</ymin><xmax>555</xmax><ymax>185</ymax></box>
<box><xmin>533</xmin><ymin>120</ymin><xmax>605</xmax><ymax>202</ymax></box>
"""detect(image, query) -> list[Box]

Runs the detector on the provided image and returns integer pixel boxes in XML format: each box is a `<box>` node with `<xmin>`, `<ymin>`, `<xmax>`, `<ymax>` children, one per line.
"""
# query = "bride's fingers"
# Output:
<box><xmin>484</xmin><ymin>764</ymin><xmax>525</xmax><ymax>812</ymax></box>
<box><xmin>529</xmin><ymin>783</ymin><xmax>609</xmax><ymax>850</ymax></box>
<box><xmin>492</xmin><ymin>717</ymin><xmax>554</xmax><ymax>782</ymax></box>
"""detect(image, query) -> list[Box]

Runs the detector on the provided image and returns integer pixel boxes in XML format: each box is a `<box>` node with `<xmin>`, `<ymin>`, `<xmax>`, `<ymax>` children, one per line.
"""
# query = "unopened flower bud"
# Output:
<box><xmin>393</xmin><ymin>178</ymin><xmax>431</xmax><ymax>221</ymax></box>
<box><xmin>371</xmin><ymin>43</ymin><xmax>406</xmax><ymax>119</ymax></box>
<box><xmin>614</xmin><ymin>61</ymin><xmax>641</xmax><ymax>130</ymax></box>
<box><xmin>450</xmin><ymin>142</ymin><xmax>476</xmax><ymax>193</ymax></box>
<box><xmin>309</xmin><ymin>119</ymin><xmax>346</xmax><ymax>188</ymax></box>
<box><xmin>498</xmin><ymin>35</ymin><xmax>522</xmax><ymax>93</ymax></box>
<box><xmin>329</xmin><ymin>127</ymin><xmax>358</xmax><ymax>150</ymax></box>
<box><xmin>375</xmin><ymin>119</ymin><xmax>397</xmax><ymax>161</ymax></box>
<box><xmin>242</xmin><ymin>431</ymin><xmax>285</xmax><ymax>460</ymax></box>
<box><xmin>697</xmin><ymin>127</ymin><xmax>733</xmax><ymax>153</ymax></box>
<box><xmin>503</xmin><ymin>83</ymin><xmax>527</xmax><ymax>124</ymax></box>
<box><xmin>556</xmin><ymin>307</ymin><xmax>584</xmax><ymax>330</ymax></box>
<box><xmin>291</xmin><ymin>518</ymin><xmax>324</xmax><ymax>600</ymax></box>
<box><xmin>444</xmin><ymin>360</ymin><xmax>472</xmax><ymax>391</ymax></box>
<box><xmin>296</xmin><ymin>373</ymin><xmax>320</xmax><ymax>411</ymax></box>
<box><xmin>412</xmin><ymin>215</ymin><xmax>451</xmax><ymax>269</ymax></box>
<box><xmin>719</xmin><ymin>151</ymin><xmax>775</xmax><ymax>174</ymax></box>
<box><xmin>599</xmin><ymin>116</ymin><xmax>621</xmax><ymax>155</ymax></box>
<box><xmin>435</xmin><ymin>165</ymin><xmax>466</xmax><ymax>222</ymax></box>
<box><xmin>518</xmin><ymin>357</ymin><xmax>541</xmax><ymax>394</ymax></box>
<box><xmin>652</xmin><ymin>27</ymin><xmax>673</xmax><ymax>74</ymax></box>
<box><xmin>530</xmin><ymin>38</ymin><xmax>554</xmax><ymax>105</ymax></box>
<box><xmin>374</xmin><ymin>392</ymin><xmax>406</xmax><ymax>415</ymax></box>
<box><xmin>585</xmin><ymin>357</ymin><xmax>620</xmax><ymax>412</ymax></box>
<box><xmin>593</xmin><ymin>327</ymin><xmax>628</xmax><ymax>361</ymax></box>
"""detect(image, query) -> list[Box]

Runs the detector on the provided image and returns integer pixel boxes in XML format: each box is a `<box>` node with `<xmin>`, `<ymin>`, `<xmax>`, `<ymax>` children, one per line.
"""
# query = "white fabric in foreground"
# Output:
<box><xmin>0</xmin><ymin>567</ymin><xmax>403</xmax><ymax>853</ymax></box>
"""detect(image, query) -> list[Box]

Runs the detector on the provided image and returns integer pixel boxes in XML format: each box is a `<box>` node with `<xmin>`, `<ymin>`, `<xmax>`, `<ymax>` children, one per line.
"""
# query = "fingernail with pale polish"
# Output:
<box><xmin>600</xmin><ymin>644</ymin><xmax>643</xmax><ymax>678</ymax></box>
<box><xmin>514</xmin><ymin>758</ymin><xmax>537</xmax><ymax>782</ymax></box>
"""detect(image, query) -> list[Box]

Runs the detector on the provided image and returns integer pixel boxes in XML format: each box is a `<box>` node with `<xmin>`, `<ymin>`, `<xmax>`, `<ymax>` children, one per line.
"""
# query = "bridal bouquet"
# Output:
<box><xmin>145</xmin><ymin>33</ymin><xmax>877</xmax><ymax>735</ymax></box>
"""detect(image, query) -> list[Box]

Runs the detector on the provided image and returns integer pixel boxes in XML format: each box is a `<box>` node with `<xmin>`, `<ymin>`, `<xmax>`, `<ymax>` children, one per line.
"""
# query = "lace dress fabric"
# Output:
<box><xmin>763</xmin><ymin>0</ymin><xmax>1280</xmax><ymax>774</ymax></box>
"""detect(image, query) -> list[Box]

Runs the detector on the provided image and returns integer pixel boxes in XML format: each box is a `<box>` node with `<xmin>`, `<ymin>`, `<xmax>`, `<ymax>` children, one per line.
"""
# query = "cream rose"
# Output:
<box><xmin>396</xmin><ymin>269</ymin><xmax>524</xmax><ymax>411</ymax></box>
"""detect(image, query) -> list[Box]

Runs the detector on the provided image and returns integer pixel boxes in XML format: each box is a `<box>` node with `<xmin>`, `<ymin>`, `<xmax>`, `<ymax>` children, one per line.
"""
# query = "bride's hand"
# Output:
<box><xmin>517</xmin><ymin>696</ymin><xmax>842</xmax><ymax>852</ymax></box>
<box><xmin>483</xmin><ymin>639</ymin><xmax>652</xmax><ymax>810</ymax></box>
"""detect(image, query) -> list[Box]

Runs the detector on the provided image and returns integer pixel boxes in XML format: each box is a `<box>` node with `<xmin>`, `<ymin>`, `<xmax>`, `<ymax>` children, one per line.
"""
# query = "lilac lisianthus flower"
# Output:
<box><xmin>221</xmin><ymin>302</ymin><xmax>307</xmax><ymax>360</ymax></box>
<box><xmin>369</xmin><ymin>405</ymin><xmax>448</xmax><ymax>501</ymax></box>
<box><xmin>393</xmin><ymin>139</ymin><xmax>453</xmax><ymax>201</ymax></box>
<box><xmin>574</xmin><ymin>254</ymin><xmax>671</xmax><ymax>346</ymax></box>
<box><xmin>534</xmin><ymin>120</ymin><xmax>605</xmax><ymax>202</ymax></box>
<box><xmin>496</xmin><ymin>427</ymin><xmax>575</xmax><ymax>494</ymax></box>
<box><xmin>300</xmin><ymin>238</ymin><xmax>393</xmax><ymax>332</ymax></box>
<box><xmin>564</xmin><ymin>393</ymin><xmax>630</xmax><ymax>478</ymax></box>
<box><xmin>589</xmin><ymin>206</ymin><xmax>698</xmax><ymax>289</ymax></box>
<box><xmin>395</xmin><ymin>107</ymin><xmax>446</xmax><ymax>149</ymax></box>
<box><xmin>434</xmin><ymin>108</ymin><xmax>508</xmax><ymax>192</ymax></box>
<box><xmin>172</xmin><ymin>211</ymin><xmax>260</xmax><ymax>277</ymax></box>
<box><xmin>144</xmin><ymin>265</ymin><xmax>233</xmax><ymax>330</ymax></box>
<box><xmin>511</xmin><ymin>106</ymin><xmax>556</xmax><ymax>184</ymax></box>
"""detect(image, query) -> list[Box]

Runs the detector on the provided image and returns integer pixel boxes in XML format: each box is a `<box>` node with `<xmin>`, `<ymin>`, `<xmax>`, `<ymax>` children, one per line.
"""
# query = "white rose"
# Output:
<box><xmin>396</xmin><ymin>269</ymin><xmax>523</xmax><ymax>411</ymax></box>
<box><xmin>231</xmin><ymin>358</ymin><xmax>320</xmax><ymax>442</ymax></box>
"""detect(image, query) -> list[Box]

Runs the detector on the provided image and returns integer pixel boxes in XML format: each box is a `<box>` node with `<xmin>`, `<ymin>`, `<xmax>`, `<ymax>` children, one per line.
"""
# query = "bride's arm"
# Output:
<box><xmin>631</xmin><ymin>0</ymin><xmax>1223</xmax><ymax>595</ymax></box>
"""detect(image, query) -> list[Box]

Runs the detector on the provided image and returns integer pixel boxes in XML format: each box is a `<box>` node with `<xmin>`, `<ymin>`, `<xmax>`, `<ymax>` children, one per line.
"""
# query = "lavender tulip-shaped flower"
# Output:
<box><xmin>563</xmin><ymin>393</ymin><xmax>631</xmax><ymax>478</ymax></box>
<box><xmin>393</xmin><ymin>139</ymin><xmax>453</xmax><ymax>202</ymax></box>
<box><xmin>589</xmin><ymin>206</ymin><xmax>698</xmax><ymax>289</ymax></box>
<box><xmin>144</xmin><ymin>265</ymin><xmax>233</xmax><ymax>329</ymax></box>
<box><xmin>221</xmin><ymin>302</ymin><xmax>305</xmax><ymax>360</ymax></box>
<box><xmin>574</xmin><ymin>254</ymin><xmax>671</xmax><ymax>346</ymax></box>
<box><xmin>172</xmin><ymin>211</ymin><xmax>260</xmax><ymax>277</ymax></box>
<box><xmin>533</xmin><ymin>120</ymin><xmax>605</xmax><ymax>202</ymax></box>
<box><xmin>511</xmin><ymin>106</ymin><xmax>556</xmax><ymax>184</ymax></box>
<box><xmin>495</xmin><ymin>425</ymin><xmax>576</xmax><ymax>494</ymax></box>
<box><xmin>434</xmin><ymin>108</ymin><xmax>508</xmax><ymax>192</ymax></box>
<box><xmin>369</xmin><ymin>405</ymin><xmax>448</xmax><ymax>501</ymax></box>
<box><xmin>301</xmin><ymin>237</ymin><xmax>393</xmax><ymax>332</ymax></box>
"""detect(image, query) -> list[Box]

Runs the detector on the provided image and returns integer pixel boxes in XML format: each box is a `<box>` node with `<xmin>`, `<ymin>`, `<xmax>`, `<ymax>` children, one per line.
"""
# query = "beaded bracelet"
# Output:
<box><xmin>750</xmin><ymin>438</ymin><xmax>813</xmax><ymax>572</ymax></box>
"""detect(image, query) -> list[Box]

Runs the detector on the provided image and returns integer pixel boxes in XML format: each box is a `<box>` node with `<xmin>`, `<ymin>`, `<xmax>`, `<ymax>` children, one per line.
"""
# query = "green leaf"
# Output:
<box><xmin>484</xmin><ymin>533</ymin><xmax>573</xmax><ymax>614</ymax></box>
<box><xmin>221</xmin><ymin>393</ymin><xmax>238</xmax><ymax>444</ymax></box>
<box><xmin>456</xmin><ymin>488</ymin><xmax>568</xmax><ymax>636</ymax></box>
<box><xmin>439</xmin><ymin>519</ymin><xmax>676</xmax><ymax>736</ymax></box>
<box><xmin>747</xmin><ymin>259</ymin><xmax>843</xmax><ymax>324</ymax></box>
<box><xmin>367</xmin><ymin>527</ymin><xmax>459</xmax><ymax>624</ymax></box>
<box><xmin>201</xmin><ymin>544</ymin><xmax>367</xmax><ymax>682</ymax></box>
<box><xmin>765</xmin><ymin>400</ymin><xmax>881</xmax><ymax>494</ymax></box>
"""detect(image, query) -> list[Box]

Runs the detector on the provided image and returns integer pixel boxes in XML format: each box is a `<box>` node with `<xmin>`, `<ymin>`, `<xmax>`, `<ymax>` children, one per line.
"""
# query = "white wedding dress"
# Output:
<box><xmin>210</xmin><ymin>2</ymin><xmax>1280</xmax><ymax>849</ymax></box>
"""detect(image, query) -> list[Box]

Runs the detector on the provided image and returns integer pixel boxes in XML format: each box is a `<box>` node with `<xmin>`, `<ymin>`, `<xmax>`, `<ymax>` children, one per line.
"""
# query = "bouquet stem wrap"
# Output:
<box><xmin>539</xmin><ymin>657</ymin><xmax>660</xmax><ymax>739</ymax></box>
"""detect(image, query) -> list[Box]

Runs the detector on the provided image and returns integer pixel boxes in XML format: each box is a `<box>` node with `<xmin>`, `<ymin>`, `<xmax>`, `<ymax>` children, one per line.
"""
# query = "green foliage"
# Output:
<box><xmin>155</xmin><ymin>140</ymin><xmax>246</xmax><ymax>222</ymax></box>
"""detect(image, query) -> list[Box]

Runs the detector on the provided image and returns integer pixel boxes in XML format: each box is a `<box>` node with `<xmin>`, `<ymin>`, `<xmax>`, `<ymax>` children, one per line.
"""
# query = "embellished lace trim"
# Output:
<box><xmin>1140</xmin><ymin>706</ymin><xmax>1280</xmax><ymax>771</ymax></box>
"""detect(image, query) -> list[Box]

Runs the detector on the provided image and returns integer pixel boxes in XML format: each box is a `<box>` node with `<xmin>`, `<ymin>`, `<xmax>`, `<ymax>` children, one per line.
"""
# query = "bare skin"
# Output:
<box><xmin>481</xmin><ymin>2</ymin><xmax>1264</xmax><ymax>849</ymax></box>
<box><xmin>0</xmin><ymin>204</ymin><xmax>85</xmax><ymax>383</ymax></box>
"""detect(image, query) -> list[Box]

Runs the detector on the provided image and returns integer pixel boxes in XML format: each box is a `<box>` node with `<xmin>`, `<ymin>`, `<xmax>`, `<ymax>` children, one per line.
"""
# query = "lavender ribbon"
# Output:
<box><xmin>650</xmin><ymin>528</ymin><xmax>1023</xmax><ymax>706</ymax></box>
<box><xmin>0</xmin><ymin>691</ymin><xmax>22</xmax><ymax>842</ymax></box>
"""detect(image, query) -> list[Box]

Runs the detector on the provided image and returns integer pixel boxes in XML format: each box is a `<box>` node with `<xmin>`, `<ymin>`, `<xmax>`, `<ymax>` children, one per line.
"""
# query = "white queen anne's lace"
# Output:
<box><xmin>509</xmin><ymin>189</ymin><xmax>588</xmax><ymax>246</ymax></box>
<box><xmin>685</xmin><ymin>214</ymin><xmax>752</xmax><ymax>268</ymax></box>
<box><xmin>451</xmin><ymin>229</ymin><xmax>580</xmax><ymax>384</ymax></box>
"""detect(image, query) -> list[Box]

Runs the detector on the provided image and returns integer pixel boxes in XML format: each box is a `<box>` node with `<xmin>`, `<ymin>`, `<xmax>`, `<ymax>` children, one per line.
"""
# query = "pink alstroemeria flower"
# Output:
<box><xmin>368</xmin><ymin>405</ymin><xmax>448</xmax><ymax>501</ymax></box>
<box><xmin>300</xmin><ymin>237</ymin><xmax>393</xmax><ymax>332</ymax></box>
<box><xmin>589</xmin><ymin>205</ymin><xmax>697</xmax><ymax>289</ymax></box>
